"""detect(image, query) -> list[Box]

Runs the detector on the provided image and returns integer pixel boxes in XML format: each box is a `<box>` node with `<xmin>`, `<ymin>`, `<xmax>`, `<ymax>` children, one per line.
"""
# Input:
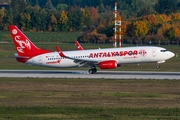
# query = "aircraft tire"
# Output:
<box><xmin>156</xmin><ymin>65</ymin><xmax>160</xmax><ymax>69</ymax></box>
<box><xmin>89</xmin><ymin>69</ymin><xmax>94</xmax><ymax>74</ymax></box>
<box><xmin>89</xmin><ymin>68</ymin><xmax>97</xmax><ymax>74</ymax></box>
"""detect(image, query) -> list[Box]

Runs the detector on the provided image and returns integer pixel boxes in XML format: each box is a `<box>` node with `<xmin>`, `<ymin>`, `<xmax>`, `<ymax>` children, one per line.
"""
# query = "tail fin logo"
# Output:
<box><xmin>14</xmin><ymin>35</ymin><xmax>31</xmax><ymax>53</ymax></box>
<box><xmin>12</xmin><ymin>29</ymin><xmax>17</xmax><ymax>35</ymax></box>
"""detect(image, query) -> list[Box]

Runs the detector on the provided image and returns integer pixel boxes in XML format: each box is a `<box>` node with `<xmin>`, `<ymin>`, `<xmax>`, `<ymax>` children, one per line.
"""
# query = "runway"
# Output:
<box><xmin>0</xmin><ymin>70</ymin><xmax>180</xmax><ymax>79</ymax></box>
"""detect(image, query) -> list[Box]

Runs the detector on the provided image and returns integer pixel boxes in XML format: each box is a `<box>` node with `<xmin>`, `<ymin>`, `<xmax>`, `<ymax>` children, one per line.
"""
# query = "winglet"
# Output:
<box><xmin>55</xmin><ymin>46</ymin><xmax>66</xmax><ymax>57</ymax></box>
<box><xmin>75</xmin><ymin>41</ymin><xmax>83</xmax><ymax>50</ymax></box>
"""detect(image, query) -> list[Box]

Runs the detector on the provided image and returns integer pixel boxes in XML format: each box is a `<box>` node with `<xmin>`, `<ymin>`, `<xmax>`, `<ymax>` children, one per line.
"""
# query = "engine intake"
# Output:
<box><xmin>100</xmin><ymin>60</ymin><xmax>117</xmax><ymax>69</ymax></box>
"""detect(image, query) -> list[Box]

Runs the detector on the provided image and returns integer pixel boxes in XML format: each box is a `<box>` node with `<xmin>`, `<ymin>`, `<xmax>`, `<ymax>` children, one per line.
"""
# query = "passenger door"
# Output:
<box><xmin>39</xmin><ymin>56</ymin><xmax>43</xmax><ymax>64</ymax></box>
<box><xmin>152</xmin><ymin>49</ymin><xmax>156</xmax><ymax>57</ymax></box>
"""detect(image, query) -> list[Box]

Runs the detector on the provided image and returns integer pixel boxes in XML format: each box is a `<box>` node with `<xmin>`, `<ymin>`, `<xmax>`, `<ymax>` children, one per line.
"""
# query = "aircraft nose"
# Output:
<box><xmin>169</xmin><ymin>51</ymin><xmax>175</xmax><ymax>58</ymax></box>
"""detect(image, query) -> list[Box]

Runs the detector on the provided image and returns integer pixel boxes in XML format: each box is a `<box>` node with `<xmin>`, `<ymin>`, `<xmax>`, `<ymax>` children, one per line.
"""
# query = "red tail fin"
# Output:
<box><xmin>9</xmin><ymin>25</ymin><xmax>52</xmax><ymax>58</ymax></box>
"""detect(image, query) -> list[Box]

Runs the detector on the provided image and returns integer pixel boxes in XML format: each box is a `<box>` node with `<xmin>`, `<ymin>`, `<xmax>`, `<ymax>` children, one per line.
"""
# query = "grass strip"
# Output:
<box><xmin>0</xmin><ymin>107</ymin><xmax>180</xmax><ymax>120</ymax></box>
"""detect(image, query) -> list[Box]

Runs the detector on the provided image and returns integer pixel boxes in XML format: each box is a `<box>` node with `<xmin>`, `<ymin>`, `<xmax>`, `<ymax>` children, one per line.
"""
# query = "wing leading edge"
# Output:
<box><xmin>55</xmin><ymin>46</ymin><xmax>100</xmax><ymax>67</ymax></box>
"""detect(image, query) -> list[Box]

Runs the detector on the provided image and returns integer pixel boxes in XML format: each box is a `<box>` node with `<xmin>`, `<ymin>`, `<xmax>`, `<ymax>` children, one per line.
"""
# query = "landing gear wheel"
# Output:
<box><xmin>88</xmin><ymin>67</ymin><xmax>97</xmax><ymax>74</ymax></box>
<box><xmin>89</xmin><ymin>69</ymin><xmax>94</xmax><ymax>74</ymax></box>
<box><xmin>156</xmin><ymin>65</ymin><xmax>160</xmax><ymax>69</ymax></box>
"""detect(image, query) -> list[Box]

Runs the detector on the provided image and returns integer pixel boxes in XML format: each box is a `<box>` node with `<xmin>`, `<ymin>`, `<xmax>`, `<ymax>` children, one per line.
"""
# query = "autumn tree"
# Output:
<box><xmin>103</xmin><ymin>22</ymin><xmax>114</xmax><ymax>37</ymax></box>
<box><xmin>20</xmin><ymin>13</ymin><xmax>26</xmax><ymax>31</ymax></box>
<box><xmin>142</xmin><ymin>14</ymin><xmax>159</xmax><ymax>26</ymax></box>
<box><xmin>157</xmin><ymin>23</ymin><xmax>172</xmax><ymax>39</ymax></box>
<box><xmin>59</xmin><ymin>10</ymin><xmax>68</xmax><ymax>31</ymax></box>
<box><xmin>3</xmin><ymin>9</ymin><xmax>13</xmax><ymax>30</ymax></box>
<box><xmin>121</xmin><ymin>21</ymin><xmax>131</xmax><ymax>37</ymax></box>
<box><xmin>20</xmin><ymin>13</ymin><xmax>31</xmax><ymax>31</ymax></box>
<box><xmin>96</xmin><ymin>21</ymin><xmax>106</xmax><ymax>33</ymax></box>
<box><xmin>171</xmin><ymin>13</ymin><xmax>180</xmax><ymax>22</ymax></box>
<box><xmin>0</xmin><ymin>7</ymin><xmax>5</xmax><ymax>29</ymax></box>
<box><xmin>156</xmin><ymin>14</ymin><xmax>171</xmax><ymax>23</ymax></box>
<box><xmin>167</xmin><ymin>27</ymin><xmax>175</xmax><ymax>40</ymax></box>
<box><xmin>50</xmin><ymin>14</ymin><xmax>58</xmax><ymax>31</ymax></box>
<box><xmin>169</xmin><ymin>23</ymin><xmax>180</xmax><ymax>40</ymax></box>
<box><xmin>81</xmin><ymin>7</ymin><xmax>91</xmax><ymax>31</ymax></box>
<box><xmin>67</xmin><ymin>8</ymin><xmax>85</xmax><ymax>31</ymax></box>
<box><xmin>83</xmin><ymin>29</ymin><xmax>107</xmax><ymax>44</ymax></box>
<box><xmin>30</xmin><ymin>5</ymin><xmax>42</xmax><ymax>31</ymax></box>
<box><xmin>134</xmin><ymin>21</ymin><xmax>149</xmax><ymax>38</ymax></box>
<box><xmin>89</xmin><ymin>6</ymin><xmax>99</xmax><ymax>24</ymax></box>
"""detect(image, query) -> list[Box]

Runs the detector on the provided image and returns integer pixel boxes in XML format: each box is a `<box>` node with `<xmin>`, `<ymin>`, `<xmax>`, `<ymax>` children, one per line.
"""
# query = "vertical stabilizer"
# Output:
<box><xmin>9</xmin><ymin>25</ymin><xmax>51</xmax><ymax>58</ymax></box>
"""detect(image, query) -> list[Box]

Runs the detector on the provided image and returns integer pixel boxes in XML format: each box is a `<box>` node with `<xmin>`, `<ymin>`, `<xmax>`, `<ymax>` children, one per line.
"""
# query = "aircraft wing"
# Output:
<box><xmin>56</xmin><ymin>46</ymin><xmax>100</xmax><ymax>67</ymax></box>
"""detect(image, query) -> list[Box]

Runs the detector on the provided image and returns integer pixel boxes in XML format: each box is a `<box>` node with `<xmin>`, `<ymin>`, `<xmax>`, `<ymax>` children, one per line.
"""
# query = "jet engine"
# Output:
<box><xmin>100</xmin><ymin>60</ymin><xmax>117</xmax><ymax>69</ymax></box>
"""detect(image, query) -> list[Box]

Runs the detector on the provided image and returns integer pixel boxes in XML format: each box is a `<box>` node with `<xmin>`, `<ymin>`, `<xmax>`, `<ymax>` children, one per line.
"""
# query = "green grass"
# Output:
<box><xmin>0</xmin><ymin>107</ymin><xmax>180</xmax><ymax>120</ymax></box>
<box><xmin>0</xmin><ymin>78</ymin><xmax>180</xmax><ymax>119</ymax></box>
<box><xmin>0</xmin><ymin>31</ymin><xmax>83</xmax><ymax>44</ymax></box>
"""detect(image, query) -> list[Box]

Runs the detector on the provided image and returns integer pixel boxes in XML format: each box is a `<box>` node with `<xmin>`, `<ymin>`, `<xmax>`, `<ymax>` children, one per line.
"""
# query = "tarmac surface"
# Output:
<box><xmin>0</xmin><ymin>70</ymin><xmax>180</xmax><ymax>79</ymax></box>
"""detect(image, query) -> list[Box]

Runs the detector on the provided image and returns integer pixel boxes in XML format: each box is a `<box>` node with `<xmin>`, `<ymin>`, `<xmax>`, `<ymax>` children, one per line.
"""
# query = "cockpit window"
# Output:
<box><xmin>160</xmin><ymin>50</ymin><xmax>168</xmax><ymax>52</ymax></box>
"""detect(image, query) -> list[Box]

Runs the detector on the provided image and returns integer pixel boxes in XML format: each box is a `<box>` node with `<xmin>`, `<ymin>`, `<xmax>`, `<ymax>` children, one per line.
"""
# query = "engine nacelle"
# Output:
<box><xmin>100</xmin><ymin>60</ymin><xmax>117</xmax><ymax>69</ymax></box>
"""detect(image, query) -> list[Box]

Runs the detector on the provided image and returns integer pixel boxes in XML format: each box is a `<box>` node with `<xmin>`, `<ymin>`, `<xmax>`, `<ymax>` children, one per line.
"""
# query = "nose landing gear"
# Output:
<box><xmin>156</xmin><ymin>63</ymin><xmax>160</xmax><ymax>69</ymax></box>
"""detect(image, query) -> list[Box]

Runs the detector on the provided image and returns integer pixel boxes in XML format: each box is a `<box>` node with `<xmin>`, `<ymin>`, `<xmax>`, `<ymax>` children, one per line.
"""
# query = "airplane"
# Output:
<box><xmin>9</xmin><ymin>25</ymin><xmax>175</xmax><ymax>74</ymax></box>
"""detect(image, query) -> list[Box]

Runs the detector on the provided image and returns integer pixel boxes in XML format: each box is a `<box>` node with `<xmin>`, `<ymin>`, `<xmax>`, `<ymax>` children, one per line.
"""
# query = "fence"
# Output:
<box><xmin>0</xmin><ymin>35</ymin><xmax>180</xmax><ymax>46</ymax></box>
<box><xmin>120</xmin><ymin>40</ymin><xmax>180</xmax><ymax>46</ymax></box>
<box><xmin>0</xmin><ymin>38</ymin><xmax>180</xmax><ymax>46</ymax></box>
<box><xmin>80</xmin><ymin>39</ymin><xmax>180</xmax><ymax>46</ymax></box>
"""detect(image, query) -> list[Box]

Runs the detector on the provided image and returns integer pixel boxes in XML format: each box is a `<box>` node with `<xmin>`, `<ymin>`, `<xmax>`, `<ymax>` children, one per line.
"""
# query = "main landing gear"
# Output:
<box><xmin>88</xmin><ymin>66</ymin><xmax>97</xmax><ymax>74</ymax></box>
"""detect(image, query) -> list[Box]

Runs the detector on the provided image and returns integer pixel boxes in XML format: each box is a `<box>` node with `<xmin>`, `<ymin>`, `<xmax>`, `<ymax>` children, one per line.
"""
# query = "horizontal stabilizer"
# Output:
<box><xmin>15</xmin><ymin>53</ymin><xmax>29</xmax><ymax>59</ymax></box>
<box><xmin>6</xmin><ymin>56</ymin><xmax>29</xmax><ymax>59</ymax></box>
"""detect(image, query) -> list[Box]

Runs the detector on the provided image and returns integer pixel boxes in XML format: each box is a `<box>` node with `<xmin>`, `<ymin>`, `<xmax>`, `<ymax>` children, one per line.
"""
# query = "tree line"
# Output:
<box><xmin>1</xmin><ymin>0</ymin><xmax>180</xmax><ymax>44</ymax></box>
<box><xmin>0</xmin><ymin>0</ymin><xmax>93</xmax><ymax>32</ymax></box>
